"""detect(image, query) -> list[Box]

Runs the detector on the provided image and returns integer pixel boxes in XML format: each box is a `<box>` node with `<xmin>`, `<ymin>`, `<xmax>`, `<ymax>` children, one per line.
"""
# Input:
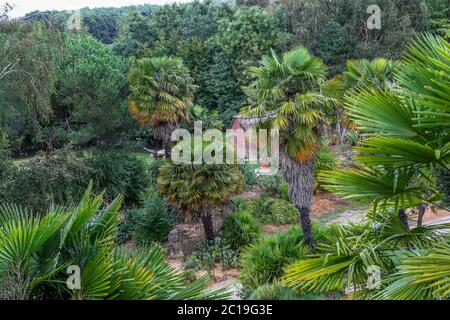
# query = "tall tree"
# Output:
<box><xmin>55</xmin><ymin>34</ymin><xmax>132</xmax><ymax>146</ymax></box>
<box><xmin>128</xmin><ymin>57</ymin><xmax>197</xmax><ymax>157</ymax></box>
<box><xmin>242</xmin><ymin>47</ymin><xmax>342</xmax><ymax>249</ymax></box>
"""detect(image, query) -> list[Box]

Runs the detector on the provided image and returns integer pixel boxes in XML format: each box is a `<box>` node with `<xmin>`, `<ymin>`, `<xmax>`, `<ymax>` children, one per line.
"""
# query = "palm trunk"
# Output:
<box><xmin>201</xmin><ymin>208</ymin><xmax>215</xmax><ymax>242</ymax></box>
<box><xmin>154</xmin><ymin>123</ymin><xmax>176</xmax><ymax>159</ymax></box>
<box><xmin>398</xmin><ymin>208</ymin><xmax>410</xmax><ymax>231</ymax></box>
<box><xmin>280</xmin><ymin>150</ymin><xmax>316</xmax><ymax>251</ymax></box>
<box><xmin>416</xmin><ymin>204</ymin><xmax>426</xmax><ymax>228</ymax></box>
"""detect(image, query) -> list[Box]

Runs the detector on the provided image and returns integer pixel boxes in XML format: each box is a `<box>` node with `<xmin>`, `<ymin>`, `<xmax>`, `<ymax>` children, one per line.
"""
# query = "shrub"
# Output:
<box><xmin>223</xmin><ymin>211</ymin><xmax>262</xmax><ymax>250</ymax></box>
<box><xmin>0</xmin><ymin>133</ymin><xmax>13</xmax><ymax>186</ymax></box>
<box><xmin>239</xmin><ymin>164</ymin><xmax>258</xmax><ymax>189</ymax></box>
<box><xmin>280</xmin><ymin>181</ymin><xmax>290</xmax><ymax>201</ymax></box>
<box><xmin>231</xmin><ymin>196</ymin><xmax>248</xmax><ymax>212</ymax></box>
<box><xmin>249</xmin><ymin>197</ymin><xmax>298</xmax><ymax>224</ymax></box>
<box><xmin>256</xmin><ymin>173</ymin><xmax>284</xmax><ymax>197</ymax></box>
<box><xmin>148</xmin><ymin>157</ymin><xmax>165</xmax><ymax>187</ymax></box>
<box><xmin>185</xmin><ymin>238</ymin><xmax>239</xmax><ymax>271</ymax></box>
<box><xmin>2</xmin><ymin>149</ymin><xmax>150</xmax><ymax>211</ymax></box>
<box><xmin>249</xmin><ymin>281</ymin><xmax>323</xmax><ymax>300</ymax></box>
<box><xmin>239</xmin><ymin>226</ymin><xmax>308</xmax><ymax>292</ymax></box>
<box><xmin>1</xmin><ymin>149</ymin><xmax>92</xmax><ymax>211</ymax></box>
<box><xmin>126</xmin><ymin>188</ymin><xmax>174</xmax><ymax>243</ymax></box>
<box><xmin>86</xmin><ymin>150</ymin><xmax>150</xmax><ymax>203</ymax></box>
<box><xmin>436</xmin><ymin>167</ymin><xmax>450</xmax><ymax>206</ymax></box>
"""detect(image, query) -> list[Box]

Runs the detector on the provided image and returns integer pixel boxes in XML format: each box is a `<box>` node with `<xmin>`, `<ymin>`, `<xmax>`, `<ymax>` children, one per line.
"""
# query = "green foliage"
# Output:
<box><xmin>1</xmin><ymin>150</ymin><xmax>150</xmax><ymax>211</ymax></box>
<box><xmin>239</xmin><ymin>164</ymin><xmax>258</xmax><ymax>190</ymax></box>
<box><xmin>184</xmin><ymin>105</ymin><xmax>224</xmax><ymax>130</ymax></box>
<box><xmin>436</xmin><ymin>168</ymin><xmax>450</xmax><ymax>205</ymax></box>
<box><xmin>322</xmin><ymin>35</ymin><xmax>449</xmax><ymax>214</ymax></box>
<box><xmin>0</xmin><ymin>132</ymin><xmax>12</xmax><ymax>183</ymax></box>
<box><xmin>256</xmin><ymin>173</ymin><xmax>284</xmax><ymax>197</ymax></box>
<box><xmin>128</xmin><ymin>56</ymin><xmax>197</xmax><ymax>151</ymax></box>
<box><xmin>148</xmin><ymin>157</ymin><xmax>166</xmax><ymax>187</ymax></box>
<box><xmin>242</xmin><ymin>45</ymin><xmax>341</xmax><ymax>165</ymax></box>
<box><xmin>314</xmin><ymin>20</ymin><xmax>352</xmax><ymax>75</ymax></box>
<box><xmin>315</xmin><ymin>147</ymin><xmax>339</xmax><ymax>191</ymax></box>
<box><xmin>0</xmin><ymin>187</ymin><xmax>229</xmax><ymax>300</ymax></box>
<box><xmin>427</xmin><ymin>0</ymin><xmax>450</xmax><ymax>40</ymax></box>
<box><xmin>185</xmin><ymin>238</ymin><xmax>240</xmax><ymax>271</ymax></box>
<box><xmin>86</xmin><ymin>150</ymin><xmax>150</xmax><ymax>203</ymax></box>
<box><xmin>0</xmin><ymin>22</ymin><xmax>61</xmax><ymax>152</ymax></box>
<box><xmin>283</xmin><ymin>215</ymin><xmax>450</xmax><ymax>299</ymax></box>
<box><xmin>126</xmin><ymin>188</ymin><xmax>174</xmax><ymax>243</ymax></box>
<box><xmin>250</xmin><ymin>197</ymin><xmax>298</xmax><ymax>225</ymax></box>
<box><xmin>223</xmin><ymin>211</ymin><xmax>262</xmax><ymax>250</ymax></box>
<box><xmin>1</xmin><ymin>150</ymin><xmax>92</xmax><ymax>212</ymax></box>
<box><xmin>239</xmin><ymin>226</ymin><xmax>309</xmax><ymax>292</ymax></box>
<box><xmin>158</xmin><ymin>159</ymin><xmax>243</xmax><ymax>216</ymax></box>
<box><xmin>55</xmin><ymin>34</ymin><xmax>132</xmax><ymax>146</ymax></box>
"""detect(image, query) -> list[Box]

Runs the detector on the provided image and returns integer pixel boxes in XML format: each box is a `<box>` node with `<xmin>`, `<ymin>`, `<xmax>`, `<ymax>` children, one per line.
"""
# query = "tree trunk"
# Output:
<box><xmin>417</xmin><ymin>204</ymin><xmax>426</xmax><ymax>228</ymax></box>
<box><xmin>201</xmin><ymin>209</ymin><xmax>215</xmax><ymax>242</ymax></box>
<box><xmin>280</xmin><ymin>150</ymin><xmax>316</xmax><ymax>251</ymax></box>
<box><xmin>398</xmin><ymin>208</ymin><xmax>410</xmax><ymax>231</ymax></box>
<box><xmin>153</xmin><ymin>123</ymin><xmax>176</xmax><ymax>159</ymax></box>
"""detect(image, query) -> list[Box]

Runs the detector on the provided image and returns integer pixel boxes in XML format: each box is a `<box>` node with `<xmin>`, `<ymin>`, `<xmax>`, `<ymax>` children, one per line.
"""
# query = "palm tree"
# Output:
<box><xmin>283</xmin><ymin>34</ymin><xmax>450</xmax><ymax>299</ymax></box>
<box><xmin>342</xmin><ymin>58</ymin><xmax>400</xmax><ymax>90</ymax></box>
<box><xmin>158</xmin><ymin>148</ymin><xmax>243</xmax><ymax>241</ymax></box>
<box><xmin>0</xmin><ymin>185</ymin><xmax>230</xmax><ymax>300</ymax></box>
<box><xmin>242</xmin><ymin>46</ymin><xmax>342</xmax><ymax>249</ymax></box>
<box><xmin>333</xmin><ymin>58</ymin><xmax>400</xmax><ymax>144</ymax></box>
<box><xmin>322</xmin><ymin>34</ymin><xmax>450</xmax><ymax>229</ymax></box>
<box><xmin>128</xmin><ymin>57</ymin><xmax>197</xmax><ymax>157</ymax></box>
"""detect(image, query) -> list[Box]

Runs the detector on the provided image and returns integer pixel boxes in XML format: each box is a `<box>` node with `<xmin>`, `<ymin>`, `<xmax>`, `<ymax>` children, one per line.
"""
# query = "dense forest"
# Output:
<box><xmin>0</xmin><ymin>0</ymin><xmax>449</xmax><ymax>301</ymax></box>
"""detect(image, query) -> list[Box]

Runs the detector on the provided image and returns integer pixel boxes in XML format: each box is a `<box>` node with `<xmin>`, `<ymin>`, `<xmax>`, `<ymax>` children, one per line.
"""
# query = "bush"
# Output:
<box><xmin>1</xmin><ymin>149</ymin><xmax>92</xmax><ymax>211</ymax></box>
<box><xmin>0</xmin><ymin>133</ymin><xmax>13</xmax><ymax>184</ymax></box>
<box><xmin>185</xmin><ymin>238</ymin><xmax>239</xmax><ymax>271</ymax></box>
<box><xmin>249</xmin><ymin>281</ymin><xmax>323</xmax><ymax>300</ymax></box>
<box><xmin>249</xmin><ymin>197</ymin><xmax>298</xmax><ymax>224</ymax></box>
<box><xmin>239</xmin><ymin>164</ymin><xmax>258</xmax><ymax>189</ymax></box>
<box><xmin>239</xmin><ymin>226</ymin><xmax>308</xmax><ymax>292</ymax></box>
<box><xmin>148</xmin><ymin>157</ymin><xmax>166</xmax><ymax>187</ymax></box>
<box><xmin>126</xmin><ymin>188</ymin><xmax>174</xmax><ymax>243</ymax></box>
<box><xmin>231</xmin><ymin>196</ymin><xmax>248</xmax><ymax>212</ymax></box>
<box><xmin>2</xmin><ymin>149</ymin><xmax>150</xmax><ymax>211</ymax></box>
<box><xmin>436</xmin><ymin>167</ymin><xmax>450</xmax><ymax>205</ymax></box>
<box><xmin>223</xmin><ymin>211</ymin><xmax>262</xmax><ymax>250</ymax></box>
<box><xmin>86</xmin><ymin>150</ymin><xmax>150</xmax><ymax>203</ymax></box>
<box><xmin>256</xmin><ymin>173</ymin><xmax>284</xmax><ymax>197</ymax></box>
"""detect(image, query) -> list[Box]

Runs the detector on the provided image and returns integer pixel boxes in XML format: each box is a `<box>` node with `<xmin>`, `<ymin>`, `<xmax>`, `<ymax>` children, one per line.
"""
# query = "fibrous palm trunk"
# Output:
<box><xmin>154</xmin><ymin>123</ymin><xmax>177</xmax><ymax>159</ymax></box>
<box><xmin>416</xmin><ymin>204</ymin><xmax>426</xmax><ymax>228</ymax></box>
<box><xmin>201</xmin><ymin>208</ymin><xmax>215</xmax><ymax>242</ymax></box>
<box><xmin>280</xmin><ymin>150</ymin><xmax>316</xmax><ymax>251</ymax></box>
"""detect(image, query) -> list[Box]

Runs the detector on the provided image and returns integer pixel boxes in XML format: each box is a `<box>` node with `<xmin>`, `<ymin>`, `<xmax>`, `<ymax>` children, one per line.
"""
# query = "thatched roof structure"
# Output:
<box><xmin>230</xmin><ymin>111</ymin><xmax>277</xmax><ymax>131</ymax></box>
